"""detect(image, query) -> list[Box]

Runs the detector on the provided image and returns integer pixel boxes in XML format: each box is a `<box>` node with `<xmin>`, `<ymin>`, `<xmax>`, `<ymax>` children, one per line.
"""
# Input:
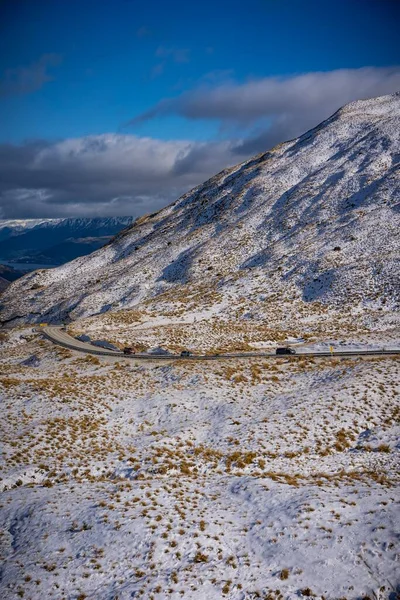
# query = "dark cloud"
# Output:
<box><xmin>231</xmin><ymin>111</ymin><xmax>325</xmax><ymax>156</ymax></box>
<box><xmin>0</xmin><ymin>135</ymin><xmax>248</xmax><ymax>218</ymax></box>
<box><xmin>130</xmin><ymin>66</ymin><xmax>400</xmax><ymax>135</ymax></box>
<box><xmin>0</xmin><ymin>54</ymin><xmax>63</xmax><ymax>97</ymax></box>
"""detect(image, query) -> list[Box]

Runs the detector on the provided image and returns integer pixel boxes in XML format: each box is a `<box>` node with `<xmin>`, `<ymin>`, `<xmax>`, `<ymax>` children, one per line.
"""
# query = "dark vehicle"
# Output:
<box><xmin>276</xmin><ymin>347</ymin><xmax>296</xmax><ymax>355</ymax></box>
<box><xmin>180</xmin><ymin>350</ymin><xmax>192</xmax><ymax>357</ymax></box>
<box><xmin>123</xmin><ymin>347</ymin><xmax>135</xmax><ymax>355</ymax></box>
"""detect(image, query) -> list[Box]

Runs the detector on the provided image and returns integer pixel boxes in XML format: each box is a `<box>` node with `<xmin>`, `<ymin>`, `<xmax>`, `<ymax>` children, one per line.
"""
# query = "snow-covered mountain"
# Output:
<box><xmin>1</xmin><ymin>93</ymin><xmax>399</xmax><ymax>344</ymax></box>
<box><xmin>0</xmin><ymin>216</ymin><xmax>134</xmax><ymax>265</ymax></box>
<box><xmin>0</xmin><ymin>218</ymin><xmax>62</xmax><ymax>234</ymax></box>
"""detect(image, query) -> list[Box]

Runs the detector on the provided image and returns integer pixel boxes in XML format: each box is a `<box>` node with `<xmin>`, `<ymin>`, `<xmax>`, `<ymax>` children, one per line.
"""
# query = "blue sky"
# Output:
<box><xmin>0</xmin><ymin>0</ymin><xmax>399</xmax><ymax>217</ymax></box>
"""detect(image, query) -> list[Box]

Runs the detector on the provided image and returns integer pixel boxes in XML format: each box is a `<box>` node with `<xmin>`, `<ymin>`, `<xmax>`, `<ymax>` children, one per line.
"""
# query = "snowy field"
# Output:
<box><xmin>0</xmin><ymin>328</ymin><xmax>399</xmax><ymax>599</ymax></box>
<box><xmin>67</xmin><ymin>298</ymin><xmax>400</xmax><ymax>356</ymax></box>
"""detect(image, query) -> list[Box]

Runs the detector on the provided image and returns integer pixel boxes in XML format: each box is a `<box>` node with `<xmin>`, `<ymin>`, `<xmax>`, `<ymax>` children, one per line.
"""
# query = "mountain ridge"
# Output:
<box><xmin>0</xmin><ymin>216</ymin><xmax>134</xmax><ymax>265</ymax></box>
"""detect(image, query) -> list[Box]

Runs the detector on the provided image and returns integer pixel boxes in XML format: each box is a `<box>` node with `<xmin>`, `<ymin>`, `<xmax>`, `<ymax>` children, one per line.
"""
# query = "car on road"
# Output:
<box><xmin>275</xmin><ymin>347</ymin><xmax>296</xmax><ymax>355</ymax></box>
<box><xmin>180</xmin><ymin>350</ymin><xmax>192</xmax><ymax>357</ymax></box>
<box><xmin>123</xmin><ymin>347</ymin><xmax>135</xmax><ymax>355</ymax></box>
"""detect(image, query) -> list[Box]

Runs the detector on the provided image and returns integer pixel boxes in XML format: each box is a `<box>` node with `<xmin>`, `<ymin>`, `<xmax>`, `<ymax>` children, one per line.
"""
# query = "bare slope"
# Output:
<box><xmin>1</xmin><ymin>93</ymin><xmax>399</xmax><ymax>345</ymax></box>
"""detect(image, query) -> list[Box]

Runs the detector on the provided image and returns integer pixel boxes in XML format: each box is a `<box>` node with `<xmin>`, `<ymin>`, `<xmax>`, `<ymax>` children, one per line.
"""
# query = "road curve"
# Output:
<box><xmin>39</xmin><ymin>326</ymin><xmax>400</xmax><ymax>360</ymax></box>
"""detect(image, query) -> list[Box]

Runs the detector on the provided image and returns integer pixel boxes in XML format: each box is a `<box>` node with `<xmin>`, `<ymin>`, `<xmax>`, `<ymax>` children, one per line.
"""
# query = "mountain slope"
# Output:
<box><xmin>1</xmin><ymin>93</ymin><xmax>399</xmax><ymax>347</ymax></box>
<box><xmin>0</xmin><ymin>276</ymin><xmax>10</xmax><ymax>294</ymax></box>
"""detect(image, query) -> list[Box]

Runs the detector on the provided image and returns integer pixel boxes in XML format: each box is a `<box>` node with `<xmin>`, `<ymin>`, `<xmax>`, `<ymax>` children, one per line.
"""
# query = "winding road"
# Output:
<box><xmin>39</xmin><ymin>326</ymin><xmax>400</xmax><ymax>360</ymax></box>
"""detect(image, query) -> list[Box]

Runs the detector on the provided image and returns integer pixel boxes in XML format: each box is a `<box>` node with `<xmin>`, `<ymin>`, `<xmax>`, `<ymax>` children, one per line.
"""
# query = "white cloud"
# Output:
<box><xmin>131</xmin><ymin>66</ymin><xmax>400</xmax><ymax>150</ymax></box>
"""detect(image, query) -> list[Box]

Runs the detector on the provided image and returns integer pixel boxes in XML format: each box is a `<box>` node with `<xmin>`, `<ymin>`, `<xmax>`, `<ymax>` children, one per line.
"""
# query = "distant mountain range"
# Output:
<box><xmin>1</xmin><ymin>93</ymin><xmax>399</xmax><ymax>343</ymax></box>
<box><xmin>0</xmin><ymin>217</ymin><xmax>134</xmax><ymax>274</ymax></box>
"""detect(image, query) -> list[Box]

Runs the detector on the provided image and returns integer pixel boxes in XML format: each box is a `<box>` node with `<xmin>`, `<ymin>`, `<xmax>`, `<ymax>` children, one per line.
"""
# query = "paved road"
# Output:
<box><xmin>39</xmin><ymin>326</ymin><xmax>400</xmax><ymax>360</ymax></box>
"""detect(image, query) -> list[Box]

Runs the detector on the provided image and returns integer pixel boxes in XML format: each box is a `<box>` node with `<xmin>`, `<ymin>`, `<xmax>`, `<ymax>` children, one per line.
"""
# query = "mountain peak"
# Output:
<box><xmin>335</xmin><ymin>90</ymin><xmax>400</xmax><ymax>119</ymax></box>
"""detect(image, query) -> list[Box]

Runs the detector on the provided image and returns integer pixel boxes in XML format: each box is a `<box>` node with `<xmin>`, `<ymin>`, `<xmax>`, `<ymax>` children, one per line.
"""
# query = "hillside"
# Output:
<box><xmin>1</xmin><ymin>93</ymin><xmax>399</xmax><ymax>350</ymax></box>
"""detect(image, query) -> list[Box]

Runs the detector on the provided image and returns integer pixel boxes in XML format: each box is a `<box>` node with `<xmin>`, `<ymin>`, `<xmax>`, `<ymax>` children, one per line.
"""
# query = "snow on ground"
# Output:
<box><xmin>0</xmin><ymin>329</ymin><xmax>399</xmax><ymax>599</ymax></box>
<box><xmin>66</xmin><ymin>301</ymin><xmax>400</xmax><ymax>355</ymax></box>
